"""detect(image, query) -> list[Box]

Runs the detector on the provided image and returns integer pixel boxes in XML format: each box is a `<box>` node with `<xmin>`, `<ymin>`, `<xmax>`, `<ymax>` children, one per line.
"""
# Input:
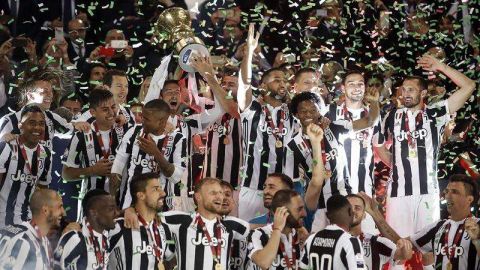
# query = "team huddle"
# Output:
<box><xmin>0</xmin><ymin>24</ymin><xmax>478</xmax><ymax>270</ymax></box>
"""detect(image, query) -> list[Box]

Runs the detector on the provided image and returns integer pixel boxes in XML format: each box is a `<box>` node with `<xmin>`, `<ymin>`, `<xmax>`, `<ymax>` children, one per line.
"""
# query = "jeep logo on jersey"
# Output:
<box><xmin>272</xmin><ymin>255</ymin><xmax>299</xmax><ymax>268</ymax></box>
<box><xmin>132</xmin><ymin>158</ymin><xmax>156</xmax><ymax>170</ymax></box>
<box><xmin>435</xmin><ymin>244</ymin><xmax>464</xmax><ymax>258</ymax></box>
<box><xmin>11</xmin><ymin>171</ymin><xmax>38</xmax><ymax>185</ymax></box>
<box><xmin>135</xmin><ymin>241</ymin><xmax>163</xmax><ymax>257</ymax></box>
<box><xmin>230</xmin><ymin>257</ymin><xmax>243</xmax><ymax>269</ymax></box>
<box><xmin>191</xmin><ymin>232</ymin><xmax>226</xmax><ymax>247</ymax></box>
<box><xmin>349</xmin><ymin>130</ymin><xmax>369</xmax><ymax>141</ymax></box>
<box><xmin>259</xmin><ymin>123</ymin><xmax>288</xmax><ymax>136</ymax></box>
<box><xmin>325</xmin><ymin>149</ymin><xmax>338</xmax><ymax>162</ymax></box>
<box><xmin>395</xmin><ymin>129</ymin><xmax>428</xmax><ymax>142</ymax></box>
<box><xmin>208</xmin><ymin>122</ymin><xmax>231</xmax><ymax>136</ymax></box>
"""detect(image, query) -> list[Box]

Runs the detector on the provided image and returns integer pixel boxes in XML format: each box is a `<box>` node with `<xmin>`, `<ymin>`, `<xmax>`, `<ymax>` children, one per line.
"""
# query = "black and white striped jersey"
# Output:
<box><xmin>0</xmin><ymin>221</ymin><xmax>52</xmax><ymax>269</ymax></box>
<box><xmin>0</xmin><ymin>108</ymin><xmax>73</xmax><ymax>149</ymax></box>
<box><xmin>161</xmin><ymin>211</ymin><xmax>250</xmax><ymax>270</ymax></box>
<box><xmin>167</xmin><ymin>100</ymin><xmax>223</xmax><ymax>198</ymax></box>
<box><xmin>112</xmin><ymin>126</ymin><xmax>186</xmax><ymax>209</ymax></box>
<box><xmin>0</xmin><ymin>140</ymin><xmax>51</xmax><ymax>227</ymax></box>
<box><xmin>62</xmin><ymin>121</ymin><xmax>124</xmax><ymax>218</ymax></box>
<box><xmin>283</xmin><ymin>124</ymin><xmax>350</xmax><ymax>209</ymax></box>
<box><xmin>240</xmin><ymin>100</ymin><xmax>295</xmax><ymax>190</ymax></box>
<box><xmin>381</xmin><ymin>100</ymin><xmax>450</xmax><ymax>197</ymax></box>
<box><xmin>324</xmin><ymin>103</ymin><xmax>383</xmax><ymax>196</ymax></box>
<box><xmin>202</xmin><ymin>113</ymin><xmax>242</xmax><ymax>188</ymax></box>
<box><xmin>358</xmin><ymin>233</ymin><xmax>396</xmax><ymax>270</ymax></box>
<box><xmin>247</xmin><ymin>224</ymin><xmax>302</xmax><ymax>270</ymax></box>
<box><xmin>230</xmin><ymin>238</ymin><xmax>249</xmax><ymax>270</ymax></box>
<box><xmin>108</xmin><ymin>217</ymin><xmax>175</xmax><ymax>270</ymax></box>
<box><xmin>411</xmin><ymin>217</ymin><xmax>480</xmax><ymax>270</ymax></box>
<box><xmin>53</xmin><ymin>218</ymin><xmax>109</xmax><ymax>270</ymax></box>
<box><xmin>300</xmin><ymin>224</ymin><xmax>365</xmax><ymax>270</ymax></box>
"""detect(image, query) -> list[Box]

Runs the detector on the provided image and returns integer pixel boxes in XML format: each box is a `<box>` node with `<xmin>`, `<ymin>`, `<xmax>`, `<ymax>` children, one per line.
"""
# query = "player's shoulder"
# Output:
<box><xmin>0</xmin><ymin>223</ymin><xmax>29</xmax><ymax>238</ymax></box>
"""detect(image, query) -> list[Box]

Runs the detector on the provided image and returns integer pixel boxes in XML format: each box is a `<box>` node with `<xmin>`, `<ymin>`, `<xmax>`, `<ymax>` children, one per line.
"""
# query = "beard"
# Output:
<box><xmin>286</xmin><ymin>215</ymin><xmax>302</xmax><ymax>229</ymax></box>
<box><xmin>146</xmin><ymin>198</ymin><xmax>163</xmax><ymax>212</ymax></box>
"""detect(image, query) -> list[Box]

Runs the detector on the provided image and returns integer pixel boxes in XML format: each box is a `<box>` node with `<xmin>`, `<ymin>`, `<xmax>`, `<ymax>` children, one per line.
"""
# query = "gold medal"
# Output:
<box><xmin>223</xmin><ymin>137</ymin><xmax>230</xmax><ymax>145</ymax></box>
<box><xmin>158</xmin><ymin>262</ymin><xmax>165</xmax><ymax>270</ymax></box>
<box><xmin>446</xmin><ymin>261</ymin><xmax>452</xmax><ymax>270</ymax></box>
<box><xmin>215</xmin><ymin>263</ymin><xmax>223</xmax><ymax>270</ymax></box>
<box><xmin>409</xmin><ymin>149</ymin><xmax>417</xmax><ymax>158</ymax></box>
<box><xmin>275</xmin><ymin>140</ymin><xmax>283</xmax><ymax>148</ymax></box>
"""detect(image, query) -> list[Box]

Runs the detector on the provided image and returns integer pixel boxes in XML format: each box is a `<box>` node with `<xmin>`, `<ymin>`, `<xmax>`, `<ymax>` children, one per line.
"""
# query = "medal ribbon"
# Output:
<box><xmin>220</xmin><ymin>114</ymin><xmax>232</xmax><ymax>137</ymax></box>
<box><xmin>443</xmin><ymin>216</ymin><xmax>471</xmax><ymax>263</ymax></box>
<box><xmin>86</xmin><ymin>221</ymin><xmax>107</xmax><ymax>268</ymax></box>
<box><xmin>342</xmin><ymin>103</ymin><xmax>369</xmax><ymax>145</ymax></box>
<box><xmin>137</xmin><ymin>213</ymin><xmax>163</xmax><ymax>259</ymax></box>
<box><xmin>17</xmin><ymin>138</ymin><xmax>40</xmax><ymax>175</ymax></box>
<box><xmin>278</xmin><ymin>233</ymin><xmax>298</xmax><ymax>270</ymax></box>
<box><xmin>93</xmin><ymin>122</ymin><xmax>113</xmax><ymax>159</ymax></box>
<box><xmin>263</xmin><ymin>106</ymin><xmax>286</xmax><ymax>142</ymax></box>
<box><xmin>403</xmin><ymin>105</ymin><xmax>425</xmax><ymax>149</ymax></box>
<box><xmin>196</xmin><ymin>215</ymin><xmax>222</xmax><ymax>265</ymax></box>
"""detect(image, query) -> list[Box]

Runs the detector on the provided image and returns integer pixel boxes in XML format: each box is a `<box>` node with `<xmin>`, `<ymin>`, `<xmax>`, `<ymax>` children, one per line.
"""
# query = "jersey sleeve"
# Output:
<box><xmin>108</xmin><ymin>219</ymin><xmax>125</xmax><ymax>251</ymax></box>
<box><xmin>299</xmin><ymin>234</ymin><xmax>315</xmax><ymax>269</ymax></box>
<box><xmin>53</xmin><ymin>231</ymin><xmax>88</xmax><ymax>270</ymax></box>
<box><xmin>62</xmin><ymin>132</ymin><xmax>84</xmax><ymax>169</ymax></box>
<box><xmin>380</xmin><ymin>109</ymin><xmax>395</xmax><ymax>143</ymax></box>
<box><xmin>426</xmin><ymin>100</ymin><xmax>450</xmax><ymax>129</ymax></box>
<box><xmin>0</xmin><ymin>236</ymin><xmax>35</xmax><ymax>269</ymax></box>
<box><xmin>162</xmin><ymin>223</ymin><xmax>176</xmax><ymax>261</ymax></box>
<box><xmin>341</xmin><ymin>237</ymin><xmax>365</xmax><ymax>270</ymax></box>
<box><xmin>372</xmin><ymin>116</ymin><xmax>385</xmax><ymax>147</ymax></box>
<box><xmin>247</xmin><ymin>228</ymin><xmax>266</xmax><ymax>259</ymax></box>
<box><xmin>111</xmin><ymin>127</ymin><xmax>135</xmax><ymax>175</ymax></box>
<box><xmin>374</xmin><ymin>236</ymin><xmax>397</xmax><ymax>266</ymax></box>
<box><xmin>240</xmin><ymin>99</ymin><xmax>262</xmax><ymax>120</ymax></box>
<box><xmin>223</xmin><ymin>216</ymin><xmax>250</xmax><ymax>241</ymax></box>
<box><xmin>0</xmin><ymin>141</ymin><xmax>12</xmax><ymax>173</ymax></box>
<box><xmin>50</xmin><ymin>111</ymin><xmax>74</xmax><ymax>133</ymax></box>
<box><xmin>165</xmin><ymin>133</ymin><xmax>186</xmax><ymax>183</ymax></box>
<box><xmin>410</xmin><ymin>220</ymin><xmax>444</xmax><ymax>253</ymax></box>
<box><xmin>0</xmin><ymin>115</ymin><xmax>14</xmax><ymax>139</ymax></box>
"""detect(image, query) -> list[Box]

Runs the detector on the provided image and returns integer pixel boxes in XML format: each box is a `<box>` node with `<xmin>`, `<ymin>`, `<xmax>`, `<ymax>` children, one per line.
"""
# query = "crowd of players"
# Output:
<box><xmin>0</xmin><ymin>0</ymin><xmax>479</xmax><ymax>269</ymax></box>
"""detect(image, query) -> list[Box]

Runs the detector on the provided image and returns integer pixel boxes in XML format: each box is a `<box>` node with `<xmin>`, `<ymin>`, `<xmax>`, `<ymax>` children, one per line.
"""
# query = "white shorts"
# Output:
<box><xmin>386</xmin><ymin>193</ymin><xmax>440</xmax><ymax>238</ymax></box>
<box><xmin>238</xmin><ymin>187</ymin><xmax>267</xmax><ymax>221</ymax></box>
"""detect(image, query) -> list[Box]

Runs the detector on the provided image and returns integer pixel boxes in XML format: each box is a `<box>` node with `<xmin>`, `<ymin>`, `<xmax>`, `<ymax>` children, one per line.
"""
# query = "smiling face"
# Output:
<box><xmin>28</xmin><ymin>80</ymin><xmax>53</xmax><ymax>110</ymax></box>
<box><xmin>19</xmin><ymin>112</ymin><xmax>45</xmax><ymax>146</ymax></box>
<box><xmin>219</xmin><ymin>185</ymin><xmax>234</xmax><ymax>216</ymax></box>
<box><xmin>346</xmin><ymin>196</ymin><xmax>366</xmax><ymax>227</ymax></box>
<box><xmin>46</xmin><ymin>193</ymin><xmax>66</xmax><ymax>229</ymax></box>
<box><xmin>342</xmin><ymin>73</ymin><xmax>365</xmax><ymax>103</ymax></box>
<box><xmin>196</xmin><ymin>181</ymin><xmax>224</xmax><ymax>215</ymax></box>
<box><xmin>90</xmin><ymin>97</ymin><xmax>116</xmax><ymax>129</ymax></box>
<box><xmin>402</xmin><ymin>79</ymin><xmax>426</xmax><ymax>109</ymax></box>
<box><xmin>295</xmin><ymin>100</ymin><xmax>321</xmax><ymax>130</ymax></box>
<box><xmin>444</xmin><ymin>181</ymin><xmax>474</xmax><ymax>217</ymax></box>
<box><xmin>262</xmin><ymin>70</ymin><xmax>289</xmax><ymax>100</ymax></box>
<box><xmin>107</xmin><ymin>75</ymin><xmax>128</xmax><ymax>105</ymax></box>
<box><xmin>263</xmin><ymin>176</ymin><xmax>290</xmax><ymax>208</ymax></box>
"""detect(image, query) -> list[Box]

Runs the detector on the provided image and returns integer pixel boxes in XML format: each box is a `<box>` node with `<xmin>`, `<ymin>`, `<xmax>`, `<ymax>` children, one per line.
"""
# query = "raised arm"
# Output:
<box><xmin>238</xmin><ymin>23</ymin><xmax>260</xmax><ymax>112</ymax></box>
<box><xmin>417</xmin><ymin>55</ymin><xmax>476</xmax><ymax>114</ymax></box>
<box><xmin>191</xmin><ymin>55</ymin><xmax>240</xmax><ymax>118</ymax></box>
<box><xmin>304</xmin><ymin>123</ymin><xmax>327</xmax><ymax>211</ymax></box>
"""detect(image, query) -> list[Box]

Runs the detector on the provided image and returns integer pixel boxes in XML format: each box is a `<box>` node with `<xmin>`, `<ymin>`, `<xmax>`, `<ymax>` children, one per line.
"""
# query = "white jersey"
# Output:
<box><xmin>300</xmin><ymin>224</ymin><xmax>365</xmax><ymax>270</ymax></box>
<box><xmin>411</xmin><ymin>217</ymin><xmax>480</xmax><ymax>270</ymax></box>
<box><xmin>381</xmin><ymin>100</ymin><xmax>450</xmax><ymax>197</ymax></box>
<box><xmin>112</xmin><ymin>126</ymin><xmax>186</xmax><ymax>209</ymax></box>
<box><xmin>161</xmin><ymin>211</ymin><xmax>250</xmax><ymax>270</ymax></box>
<box><xmin>0</xmin><ymin>140</ymin><xmax>51</xmax><ymax>227</ymax></box>
<box><xmin>0</xmin><ymin>221</ymin><xmax>51</xmax><ymax>269</ymax></box>
<box><xmin>240</xmin><ymin>99</ymin><xmax>295</xmax><ymax>190</ymax></box>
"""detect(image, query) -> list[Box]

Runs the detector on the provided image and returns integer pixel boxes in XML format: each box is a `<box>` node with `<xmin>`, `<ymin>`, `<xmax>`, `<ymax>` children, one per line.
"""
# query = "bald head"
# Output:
<box><xmin>30</xmin><ymin>189</ymin><xmax>58</xmax><ymax>216</ymax></box>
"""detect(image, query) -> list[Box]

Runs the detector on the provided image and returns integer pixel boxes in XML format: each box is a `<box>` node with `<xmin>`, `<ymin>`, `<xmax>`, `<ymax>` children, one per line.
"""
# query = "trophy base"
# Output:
<box><xmin>178</xmin><ymin>43</ymin><xmax>210</xmax><ymax>73</ymax></box>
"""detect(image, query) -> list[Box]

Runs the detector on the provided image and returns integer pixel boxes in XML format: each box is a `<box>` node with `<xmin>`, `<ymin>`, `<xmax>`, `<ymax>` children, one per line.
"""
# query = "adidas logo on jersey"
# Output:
<box><xmin>435</xmin><ymin>244</ymin><xmax>464</xmax><ymax>258</ymax></box>
<box><xmin>191</xmin><ymin>232</ymin><xmax>226</xmax><ymax>247</ymax></box>
<box><xmin>395</xmin><ymin>128</ymin><xmax>428</xmax><ymax>142</ymax></box>
<box><xmin>11</xmin><ymin>171</ymin><xmax>38</xmax><ymax>185</ymax></box>
<box><xmin>259</xmin><ymin>123</ymin><xmax>288</xmax><ymax>136</ymax></box>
